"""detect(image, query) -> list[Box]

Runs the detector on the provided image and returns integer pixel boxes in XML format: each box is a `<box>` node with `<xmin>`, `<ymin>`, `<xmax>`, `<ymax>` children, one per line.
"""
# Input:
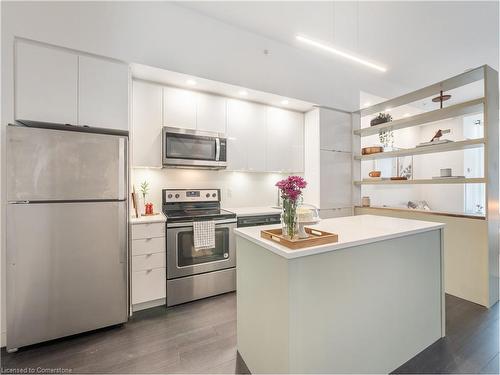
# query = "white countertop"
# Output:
<box><xmin>224</xmin><ymin>206</ymin><xmax>282</xmax><ymax>217</ymax></box>
<box><xmin>130</xmin><ymin>212</ymin><xmax>166</xmax><ymax>224</ymax></box>
<box><xmin>234</xmin><ymin>214</ymin><xmax>444</xmax><ymax>259</ymax></box>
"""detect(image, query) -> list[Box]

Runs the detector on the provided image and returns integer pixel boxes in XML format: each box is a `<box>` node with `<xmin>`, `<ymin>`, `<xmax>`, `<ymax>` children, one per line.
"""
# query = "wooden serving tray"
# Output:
<box><xmin>260</xmin><ymin>228</ymin><xmax>338</xmax><ymax>250</ymax></box>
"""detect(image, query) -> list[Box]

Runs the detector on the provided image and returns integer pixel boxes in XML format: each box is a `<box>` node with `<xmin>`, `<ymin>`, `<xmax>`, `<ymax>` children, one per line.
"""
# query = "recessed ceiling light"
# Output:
<box><xmin>281</xmin><ymin>100</ymin><xmax>289</xmax><ymax>105</ymax></box>
<box><xmin>296</xmin><ymin>35</ymin><xmax>387</xmax><ymax>73</ymax></box>
<box><xmin>385</xmin><ymin>108</ymin><xmax>392</xmax><ymax>112</ymax></box>
<box><xmin>364</xmin><ymin>102</ymin><xmax>371</xmax><ymax>107</ymax></box>
<box><xmin>403</xmin><ymin>113</ymin><xmax>411</xmax><ymax>117</ymax></box>
<box><xmin>239</xmin><ymin>90</ymin><xmax>248</xmax><ymax>96</ymax></box>
<box><xmin>186</xmin><ymin>79</ymin><xmax>197</xmax><ymax>86</ymax></box>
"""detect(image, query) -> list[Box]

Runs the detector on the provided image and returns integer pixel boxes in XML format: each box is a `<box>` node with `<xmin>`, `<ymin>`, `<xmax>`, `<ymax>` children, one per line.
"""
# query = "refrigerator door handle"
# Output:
<box><xmin>118</xmin><ymin>201</ymin><xmax>128</xmax><ymax>264</ymax></box>
<box><xmin>118</xmin><ymin>137</ymin><xmax>128</xmax><ymax>200</ymax></box>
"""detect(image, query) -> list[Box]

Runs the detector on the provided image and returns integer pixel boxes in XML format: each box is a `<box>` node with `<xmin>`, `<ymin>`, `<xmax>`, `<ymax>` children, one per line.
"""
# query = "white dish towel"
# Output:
<box><xmin>193</xmin><ymin>220</ymin><xmax>215</xmax><ymax>251</ymax></box>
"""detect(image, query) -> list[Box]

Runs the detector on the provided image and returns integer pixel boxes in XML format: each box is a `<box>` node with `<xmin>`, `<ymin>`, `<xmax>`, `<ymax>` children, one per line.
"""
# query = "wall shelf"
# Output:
<box><xmin>354</xmin><ymin>138</ymin><xmax>485</xmax><ymax>161</ymax></box>
<box><xmin>353</xmin><ymin>97</ymin><xmax>484</xmax><ymax>137</ymax></box>
<box><xmin>353</xmin><ymin>177</ymin><xmax>486</xmax><ymax>185</ymax></box>
<box><xmin>355</xmin><ymin>65</ymin><xmax>485</xmax><ymax>117</ymax></box>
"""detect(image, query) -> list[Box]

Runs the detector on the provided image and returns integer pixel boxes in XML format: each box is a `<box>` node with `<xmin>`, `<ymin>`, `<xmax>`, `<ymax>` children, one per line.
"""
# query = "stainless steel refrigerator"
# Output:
<box><xmin>6</xmin><ymin>120</ymin><xmax>129</xmax><ymax>351</ymax></box>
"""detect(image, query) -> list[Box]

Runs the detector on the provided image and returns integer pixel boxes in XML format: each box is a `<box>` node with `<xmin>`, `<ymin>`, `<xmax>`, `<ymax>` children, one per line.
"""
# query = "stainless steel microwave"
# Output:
<box><xmin>162</xmin><ymin>127</ymin><xmax>227</xmax><ymax>169</ymax></box>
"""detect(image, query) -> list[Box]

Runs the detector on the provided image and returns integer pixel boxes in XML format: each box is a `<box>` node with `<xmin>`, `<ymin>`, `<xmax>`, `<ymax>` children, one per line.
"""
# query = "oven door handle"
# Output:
<box><xmin>167</xmin><ymin>218</ymin><xmax>236</xmax><ymax>229</ymax></box>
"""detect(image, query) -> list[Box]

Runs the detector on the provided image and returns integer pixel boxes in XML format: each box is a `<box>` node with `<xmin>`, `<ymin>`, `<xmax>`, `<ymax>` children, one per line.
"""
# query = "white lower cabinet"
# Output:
<box><xmin>132</xmin><ymin>268</ymin><xmax>166</xmax><ymax>306</ymax></box>
<box><xmin>131</xmin><ymin>222</ymin><xmax>165</xmax><ymax>239</ymax></box>
<box><xmin>130</xmin><ymin>219</ymin><xmax>166</xmax><ymax>311</ymax></box>
<box><xmin>132</xmin><ymin>237</ymin><xmax>165</xmax><ymax>256</ymax></box>
<box><xmin>132</xmin><ymin>252</ymin><xmax>166</xmax><ymax>270</ymax></box>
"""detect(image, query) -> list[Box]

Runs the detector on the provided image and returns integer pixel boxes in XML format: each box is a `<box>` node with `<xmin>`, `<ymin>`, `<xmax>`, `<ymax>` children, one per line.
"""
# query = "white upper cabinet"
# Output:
<box><xmin>78</xmin><ymin>56</ymin><xmax>129</xmax><ymax>131</ymax></box>
<box><xmin>292</xmin><ymin>115</ymin><xmax>305</xmax><ymax>173</ymax></box>
<box><xmin>226</xmin><ymin>99</ymin><xmax>248</xmax><ymax>170</ymax></box>
<box><xmin>266</xmin><ymin>107</ymin><xmax>304</xmax><ymax>173</ymax></box>
<box><xmin>226</xmin><ymin>99</ymin><xmax>266</xmax><ymax>171</ymax></box>
<box><xmin>247</xmin><ymin>103</ymin><xmax>267</xmax><ymax>172</ymax></box>
<box><xmin>16</xmin><ymin>41</ymin><xmax>78</xmax><ymax>124</ymax></box>
<box><xmin>197</xmin><ymin>93</ymin><xmax>226</xmax><ymax>134</ymax></box>
<box><xmin>319</xmin><ymin>109</ymin><xmax>352</xmax><ymax>152</ymax></box>
<box><xmin>132</xmin><ymin>81</ymin><xmax>163</xmax><ymax>168</ymax></box>
<box><xmin>163</xmin><ymin>87</ymin><xmax>197</xmax><ymax>130</ymax></box>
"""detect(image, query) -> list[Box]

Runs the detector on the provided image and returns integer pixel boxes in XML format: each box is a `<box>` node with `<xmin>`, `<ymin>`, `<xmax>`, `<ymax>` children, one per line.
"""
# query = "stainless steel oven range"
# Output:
<box><xmin>163</xmin><ymin>189</ymin><xmax>236</xmax><ymax>306</ymax></box>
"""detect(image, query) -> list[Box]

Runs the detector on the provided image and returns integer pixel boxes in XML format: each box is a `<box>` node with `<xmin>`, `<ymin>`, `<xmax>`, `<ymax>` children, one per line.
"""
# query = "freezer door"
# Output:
<box><xmin>6</xmin><ymin>201</ymin><xmax>128</xmax><ymax>350</ymax></box>
<box><xmin>7</xmin><ymin>125</ymin><xmax>127</xmax><ymax>201</ymax></box>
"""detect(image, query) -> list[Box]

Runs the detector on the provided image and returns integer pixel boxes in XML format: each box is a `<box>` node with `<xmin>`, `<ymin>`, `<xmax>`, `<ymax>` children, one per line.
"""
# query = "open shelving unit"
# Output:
<box><xmin>352</xmin><ymin>65</ymin><xmax>494</xmax><ymax>197</ymax></box>
<box><xmin>351</xmin><ymin>64</ymin><xmax>499</xmax><ymax>308</ymax></box>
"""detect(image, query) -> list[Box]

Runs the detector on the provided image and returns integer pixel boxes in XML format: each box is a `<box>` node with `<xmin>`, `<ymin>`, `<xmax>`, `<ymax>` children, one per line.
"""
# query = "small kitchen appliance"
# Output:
<box><xmin>163</xmin><ymin>189</ymin><xmax>236</xmax><ymax>306</ymax></box>
<box><xmin>162</xmin><ymin>127</ymin><xmax>227</xmax><ymax>169</ymax></box>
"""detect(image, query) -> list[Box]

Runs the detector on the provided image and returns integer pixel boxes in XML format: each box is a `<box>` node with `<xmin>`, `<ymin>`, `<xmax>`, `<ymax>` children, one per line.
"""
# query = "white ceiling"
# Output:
<box><xmin>179</xmin><ymin>1</ymin><xmax>499</xmax><ymax>99</ymax></box>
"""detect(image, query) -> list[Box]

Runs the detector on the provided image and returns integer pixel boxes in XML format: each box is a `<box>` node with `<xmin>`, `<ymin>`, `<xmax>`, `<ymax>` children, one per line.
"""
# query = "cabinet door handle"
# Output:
<box><xmin>146</xmin><ymin>269</ymin><xmax>153</xmax><ymax>273</ymax></box>
<box><xmin>146</xmin><ymin>253</ymin><xmax>153</xmax><ymax>257</ymax></box>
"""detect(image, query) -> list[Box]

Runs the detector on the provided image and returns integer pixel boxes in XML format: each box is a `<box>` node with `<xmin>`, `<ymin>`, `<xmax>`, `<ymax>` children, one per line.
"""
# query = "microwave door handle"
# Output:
<box><xmin>215</xmin><ymin>138</ymin><xmax>220</xmax><ymax>161</ymax></box>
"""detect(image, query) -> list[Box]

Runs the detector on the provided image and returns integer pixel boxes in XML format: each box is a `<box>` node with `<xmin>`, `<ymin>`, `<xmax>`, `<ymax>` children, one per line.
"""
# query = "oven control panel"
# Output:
<box><xmin>163</xmin><ymin>189</ymin><xmax>219</xmax><ymax>203</ymax></box>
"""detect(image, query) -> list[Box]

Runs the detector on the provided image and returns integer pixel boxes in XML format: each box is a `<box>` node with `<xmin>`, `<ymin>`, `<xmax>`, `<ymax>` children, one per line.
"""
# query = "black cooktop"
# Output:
<box><xmin>163</xmin><ymin>208</ymin><xmax>236</xmax><ymax>223</ymax></box>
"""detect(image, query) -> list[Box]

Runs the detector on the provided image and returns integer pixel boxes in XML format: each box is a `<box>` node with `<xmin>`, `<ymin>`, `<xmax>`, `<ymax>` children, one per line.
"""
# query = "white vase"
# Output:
<box><xmin>139</xmin><ymin>196</ymin><xmax>146</xmax><ymax>216</ymax></box>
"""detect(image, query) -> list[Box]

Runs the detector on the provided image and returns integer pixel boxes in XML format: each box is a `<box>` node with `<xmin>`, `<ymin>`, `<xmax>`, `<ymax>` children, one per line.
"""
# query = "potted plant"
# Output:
<box><xmin>370</xmin><ymin>112</ymin><xmax>392</xmax><ymax>127</ymax></box>
<box><xmin>140</xmin><ymin>180</ymin><xmax>150</xmax><ymax>215</ymax></box>
<box><xmin>379</xmin><ymin>129</ymin><xmax>394</xmax><ymax>150</ymax></box>
<box><xmin>275</xmin><ymin>176</ymin><xmax>307</xmax><ymax>239</ymax></box>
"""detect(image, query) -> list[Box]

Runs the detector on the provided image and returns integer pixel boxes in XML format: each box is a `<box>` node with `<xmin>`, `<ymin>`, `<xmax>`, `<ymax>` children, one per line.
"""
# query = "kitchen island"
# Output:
<box><xmin>234</xmin><ymin>214</ymin><xmax>445</xmax><ymax>374</ymax></box>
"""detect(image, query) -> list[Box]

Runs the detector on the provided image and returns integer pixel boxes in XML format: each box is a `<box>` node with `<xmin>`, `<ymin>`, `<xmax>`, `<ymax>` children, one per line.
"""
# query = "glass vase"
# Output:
<box><xmin>281</xmin><ymin>198</ymin><xmax>298</xmax><ymax>239</ymax></box>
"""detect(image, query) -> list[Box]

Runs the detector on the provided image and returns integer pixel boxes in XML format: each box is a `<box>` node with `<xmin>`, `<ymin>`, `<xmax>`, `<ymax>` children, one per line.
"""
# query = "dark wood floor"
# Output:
<box><xmin>2</xmin><ymin>293</ymin><xmax>498</xmax><ymax>374</ymax></box>
<box><xmin>394</xmin><ymin>294</ymin><xmax>499</xmax><ymax>374</ymax></box>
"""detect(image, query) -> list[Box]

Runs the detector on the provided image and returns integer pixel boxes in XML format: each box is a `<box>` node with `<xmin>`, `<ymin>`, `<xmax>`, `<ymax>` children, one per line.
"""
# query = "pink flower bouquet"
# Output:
<box><xmin>276</xmin><ymin>176</ymin><xmax>307</xmax><ymax>238</ymax></box>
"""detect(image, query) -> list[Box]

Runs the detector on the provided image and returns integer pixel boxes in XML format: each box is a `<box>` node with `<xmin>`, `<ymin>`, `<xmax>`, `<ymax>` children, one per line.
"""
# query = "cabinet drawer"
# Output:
<box><xmin>132</xmin><ymin>237</ymin><xmax>165</xmax><ymax>256</ymax></box>
<box><xmin>131</xmin><ymin>222</ymin><xmax>165</xmax><ymax>239</ymax></box>
<box><xmin>132</xmin><ymin>268</ymin><xmax>166</xmax><ymax>305</ymax></box>
<box><xmin>132</xmin><ymin>253</ymin><xmax>166</xmax><ymax>271</ymax></box>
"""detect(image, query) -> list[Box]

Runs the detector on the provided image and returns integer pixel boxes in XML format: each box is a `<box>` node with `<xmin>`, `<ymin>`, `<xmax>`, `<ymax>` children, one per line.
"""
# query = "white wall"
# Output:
<box><xmin>1</xmin><ymin>1</ymin><xmax>405</xmax><ymax>120</ymax></box>
<box><xmin>131</xmin><ymin>168</ymin><xmax>289</xmax><ymax>211</ymax></box>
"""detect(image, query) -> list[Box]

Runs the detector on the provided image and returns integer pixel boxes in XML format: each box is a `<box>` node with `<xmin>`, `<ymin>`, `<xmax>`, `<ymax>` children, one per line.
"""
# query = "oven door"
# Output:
<box><xmin>167</xmin><ymin>219</ymin><xmax>236</xmax><ymax>279</ymax></box>
<box><xmin>162</xmin><ymin>127</ymin><xmax>227</xmax><ymax>168</ymax></box>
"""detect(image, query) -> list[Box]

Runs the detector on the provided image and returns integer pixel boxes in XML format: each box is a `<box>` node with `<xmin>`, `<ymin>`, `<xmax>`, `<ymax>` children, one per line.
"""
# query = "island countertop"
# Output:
<box><xmin>234</xmin><ymin>214</ymin><xmax>444</xmax><ymax>259</ymax></box>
